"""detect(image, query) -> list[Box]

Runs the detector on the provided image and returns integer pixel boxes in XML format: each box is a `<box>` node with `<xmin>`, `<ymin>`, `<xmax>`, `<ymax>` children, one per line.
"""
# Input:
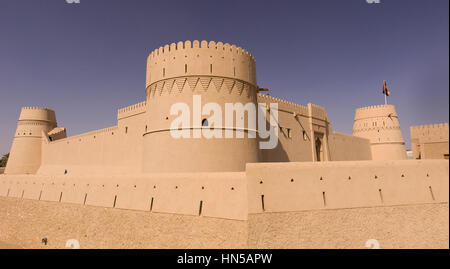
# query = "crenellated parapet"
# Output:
<box><xmin>257</xmin><ymin>93</ymin><xmax>309</xmax><ymax>116</ymax></box>
<box><xmin>353</xmin><ymin>104</ymin><xmax>402</xmax><ymax>135</ymax></box>
<box><xmin>354</xmin><ymin>104</ymin><xmax>397</xmax><ymax>121</ymax></box>
<box><xmin>146</xmin><ymin>40</ymin><xmax>257</xmax><ymax>91</ymax></box>
<box><xmin>18</xmin><ymin>107</ymin><xmax>56</xmax><ymax>124</ymax></box>
<box><xmin>308</xmin><ymin>103</ymin><xmax>328</xmax><ymax>122</ymax></box>
<box><xmin>117</xmin><ymin>101</ymin><xmax>147</xmax><ymax>120</ymax></box>
<box><xmin>49</xmin><ymin>126</ymin><xmax>119</xmax><ymax>144</ymax></box>
<box><xmin>410</xmin><ymin>123</ymin><xmax>449</xmax><ymax>144</ymax></box>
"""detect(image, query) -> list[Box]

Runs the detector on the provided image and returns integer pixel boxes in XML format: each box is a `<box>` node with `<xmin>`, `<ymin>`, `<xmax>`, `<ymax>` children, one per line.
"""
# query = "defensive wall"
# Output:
<box><xmin>32</xmin><ymin>97</ymin><xmax>372</xmax><ymax>177</ymax></box>
<box><xmin>34</xmin><ymin>97</ymin><xmax>372</xmax><ymax>176</ymax></box>
<box><xmin>37</xmin><ymin>103</ymin><xmax>148</xmax><ymax>176</ymax></box>
<box><xmin>411</xmin><ymin>123</ymin><xmax>449</xmax><ymax>160</ymax></box>
<box><xmin>0</xmin><ymin>159</ymin><xmax>447</xmax><ymax>248</ymax></box>
<box><xmin>2</xmin><ymin>160</ymin><xmax>447</xmax><ymax>220</ymax></box>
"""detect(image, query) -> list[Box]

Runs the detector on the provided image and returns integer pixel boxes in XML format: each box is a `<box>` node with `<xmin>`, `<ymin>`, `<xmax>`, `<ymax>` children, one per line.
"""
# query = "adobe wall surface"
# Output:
<box><xmin>328</xmin><ymin>132</ymin><xmax>372</xmax><ymax>161</ymax></box>
<box><xmin>248</xmin><ymin>203</ymin><xmax>449</xmax><ymax>249</ymax></box>
<box><xmin>0</xmin><ymin>197</ymin><xmax>246</xmax><ymax>249</ymax></box>
<box><xmin>246</xmin><ymin>160</ymin><xmax>448</xmax><ymax>214</ymax></box>
<box><xmin>1</xmin><ymin>160</ymin><xmax>447</xmax><ymax>221</ymax></box>
<box><xmin>411</xmin><ymin>123</ymin><xmax>449</xmax><ymax>160</ymax></box>
<box><xmin>28</xmin><ymin>94</ymin><xmax>372</xmax><ymax>176</ymax></box>
<box><xmin>146</xmin><ymin>40</ymin><xmax>256</xmax><ymax>88</ymax></box>
<box><xmin>0</xmin><ymin>159</ymin><xmax>448</xmax><ymax>249</ymax></box>
<box><xmin>0</xmin><ymin>197</ymin><xmax>447</xmax><ymax>249</ymax></box>
<box><xmin>0</xmin><ymin>172</ymin><xmax>248</xmax><ymax>220</ymax></box>
<box><xmin>0</xmin><ymin>168</ymin><xmax>4</xmax><ymax>174</ymax></box>
<box><xmin>38</xmin><ymin>103</ymin><xmax>147</xmax><ymax>176</ymax></box>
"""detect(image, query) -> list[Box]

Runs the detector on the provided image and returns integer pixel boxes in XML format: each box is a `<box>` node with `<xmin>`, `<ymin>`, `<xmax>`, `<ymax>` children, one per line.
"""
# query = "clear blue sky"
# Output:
<box><xmin>0</xmin><ymin>0</ymin><xmax>448</xmax><ymax>154</ymax></box>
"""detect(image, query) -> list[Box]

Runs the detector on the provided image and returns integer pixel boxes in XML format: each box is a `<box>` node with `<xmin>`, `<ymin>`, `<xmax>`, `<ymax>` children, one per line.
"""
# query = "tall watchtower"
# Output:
<box><xmin>5</xmin><ymin>107</ymin><xmax>57</xmax><ymax>174</ymax></box>
<box><xmin>143</xmin><ymin>40</ymin><xmax>260</xmax><ymax>172</ymax></box>
<box><xmin>352</xmin><ymin>104</ymin><xmax>407</xmax><ymax>160</ymax></box>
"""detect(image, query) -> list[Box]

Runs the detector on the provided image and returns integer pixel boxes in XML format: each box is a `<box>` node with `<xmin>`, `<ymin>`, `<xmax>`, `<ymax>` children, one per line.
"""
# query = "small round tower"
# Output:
<box><xmin>5</xmin><ymin>107</ymin><xmax>57</xmax><ymax>174</ymax></box>
<box><xmin>353</xmin><ymin>104</ymin><xmax>407</xmax><ymax>160</ymax></box>
<box><xmin>143</xmin><ymin>40</ymin><xmax>260</xmax><ymax>172</ymax></box>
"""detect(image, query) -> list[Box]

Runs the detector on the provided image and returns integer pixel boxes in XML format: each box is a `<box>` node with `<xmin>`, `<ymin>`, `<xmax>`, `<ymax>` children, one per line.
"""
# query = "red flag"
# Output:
<box><xmin>382</xmin><ymin>81</ymin><xmax>390</xmax><ymax>96</ymax></box>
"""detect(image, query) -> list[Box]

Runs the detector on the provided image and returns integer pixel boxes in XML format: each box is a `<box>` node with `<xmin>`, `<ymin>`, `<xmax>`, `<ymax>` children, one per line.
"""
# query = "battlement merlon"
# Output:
<box><xmin>308</xmin><ymin>103</ymin><xmax>329</xmax><ymax>121</ymax></box>
<box><xmin>257</xmin><ymin>93</ymin><xmax>309</xmax><ymax>116</ymax></box>
<box><xmin>410</xmin><ymin>123</ymin><xmax>449</xmax><ymax>140</ymax></box>
<box><xmin>148</xmin><ymin>40</ymin><xmax>255</xmax><ymax>62</ymax></box>
<box><xmin>146</xmin><ymin>40</ymin><xmax>257</xmax><ymax>89</ymax></box>
<box><xmin>18</xmin><ymin>106</ymin><xmax>57</xmax><ymax>123</ymax></box>
<box><xmin>410</xmin><ymin>123</ymin><xmax>449</xmax><ymax>131</ymax></box>
<box><xmin>354</xmin><ymin>104</ymin><xmax>398</xmax><ymax>121</ymax></box>
<box><xmin>117</xmin><ymin>101</ymin><xmax>147</xmax><ymax>120</ymax></box>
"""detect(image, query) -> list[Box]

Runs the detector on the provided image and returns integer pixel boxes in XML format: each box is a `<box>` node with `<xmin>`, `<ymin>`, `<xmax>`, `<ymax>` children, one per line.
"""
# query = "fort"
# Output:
<box><xmin>0</xmin><ymin>40</ymin><xmax>448</xmax><ymax>249</ymax></box>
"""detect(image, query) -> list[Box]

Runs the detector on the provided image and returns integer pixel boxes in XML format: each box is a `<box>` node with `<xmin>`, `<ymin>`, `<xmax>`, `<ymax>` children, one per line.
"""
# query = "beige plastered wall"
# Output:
<box><xmin>411</xmin><ymin>123</ymin><xmax>449</xmax><ymax>160</ymax></box>
<box><xmin>0</xmin><ymin>159</ymin><xmax>448</xmax><ymax>248</ymax></box>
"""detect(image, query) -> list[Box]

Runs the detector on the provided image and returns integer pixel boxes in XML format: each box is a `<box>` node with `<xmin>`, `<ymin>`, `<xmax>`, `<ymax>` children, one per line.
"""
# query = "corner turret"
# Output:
<box><xmin>5</xmin><ymin>107</ymin><xmax>58</xmax><ymax>174</ymax></box>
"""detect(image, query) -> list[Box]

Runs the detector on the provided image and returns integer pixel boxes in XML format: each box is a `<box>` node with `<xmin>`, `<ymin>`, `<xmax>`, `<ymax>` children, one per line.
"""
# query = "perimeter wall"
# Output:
<box><xmin>0</xmin><ymin>160</ymin><xmax>448</xmax><ymax>248</ymax></box>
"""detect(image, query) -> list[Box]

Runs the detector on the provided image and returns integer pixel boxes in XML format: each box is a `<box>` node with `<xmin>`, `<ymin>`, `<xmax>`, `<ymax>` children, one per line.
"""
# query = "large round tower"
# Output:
<box><xmin>5</xmin><ymin>107</ymin><xmax>57</xmax><ymax>174</ymax></box>
<box><xmin>352</xmin><ymin>104</ymin><xmax>407</xmax><ymax>160</ymax></box>
<box><xmin>143</xmin><ymin>40</ymin><xmax>260</xmax><ymax>173</ymax></box>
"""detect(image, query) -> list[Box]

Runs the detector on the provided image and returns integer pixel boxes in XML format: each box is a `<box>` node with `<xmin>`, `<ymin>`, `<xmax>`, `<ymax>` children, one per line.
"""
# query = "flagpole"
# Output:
<box><xmin>385</xmin><ymin>92</ymin><xmax>387</xmax><ymax>105</ymax></box>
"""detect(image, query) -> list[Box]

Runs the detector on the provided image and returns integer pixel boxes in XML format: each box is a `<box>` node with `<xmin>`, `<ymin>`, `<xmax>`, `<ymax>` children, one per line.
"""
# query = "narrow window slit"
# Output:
<box><xmin>59</xmin><ymin>192</ymin><xmax>63</xmax><ymax>202</ymax></box>
<box><xmin>38</xmin><ymin>190</ymin><xmax>42</xmax><ymax>200</ymax></box>
<box><xmin>113</xmin><ymin>195</ymin><xmax>117</xmax><ymax>208</ymax></box>
<box><xmin>150</xmin><ymin>197</ymin><xmax>154</xmax><ymax>211</ymax></box>
<box><xmin>83</xmin><ymin>193</ymin><xmax>88</xmax><ymax>205</ymax></box>
<box><xmin>199</xmin><ymin>200</ymin><xmax>203</xmax><ymax>216</ymax></box>
<box><xmin>378</xmin><ymin>189</ymin><xmax>384</xmax><ymax>203</ymax></box>
<box><xmin>429</xmin><ymin>186</ymin><xmax>435</xmax><ymax>201</ymax></box>
<box><xmin>322</xmin><ymin>192</ymin><xmax>327</xmax><ymax>207</ymax></box>
<box><xmin>261</xmin><ymin>195</ymin><xmax>265</xmax><ymax>211</ymax></box>
<box><xmin>21</xmin><ymin>190</ymin><xmax>25</xmax><ymax>199</ymax></box>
